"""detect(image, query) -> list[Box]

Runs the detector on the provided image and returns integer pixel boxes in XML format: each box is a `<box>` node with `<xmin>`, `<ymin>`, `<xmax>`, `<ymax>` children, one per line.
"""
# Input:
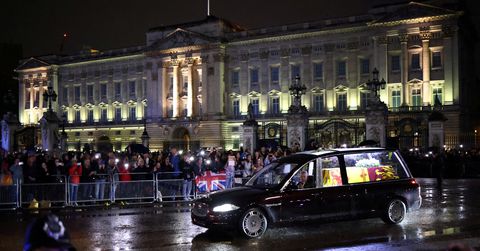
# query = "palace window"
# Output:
<box><xmin>271</xmin><ymin>97</ymin><xmax>280</xmax><ymax>114</ymax></box>
<box><xmin>100</xmin><ymin>108</ymin><xmax>107</xmax><ymax>122</ymax></box>
<box><xmin>74</xmin><ymin>86</ymin><xmax>81</xmax><ymax>103</ymax></box>
<box><xmin>25</xmin><ymin>89</ymin><xmax>31</xmax><ymax>109</ymax></box>
<box><xmin>360</xmin><ymin>92</ymin><xmax>369</xmax><ymax>110</ymax></box>
<box><xmin>183</xmin><ymin>76</ymin><xmax>188</xmax><ymax>93</ymax></box>
<box><xmin>392</xmin><ymin>90</ymin><xmax>401</xmax><ymax>108</ymax></box>
<box><xmin>87</xmin><ymin>85</ymin><xmax>94</xmax><ymax>103</ymax></box>
<box><xmin>291</xmin><ymin>65</ymin><xmax>301</xmax><ymax>79</ymax></box>
<box><xmin>129</xmin><ymin>106</ymin><xmax>136</xmax><ymax>121</ymax></box>
<box><xmin>432</xmin><ymin>87</ymin><xmax>442</xmax><ymax>105</ymax></box>
<box><xmin>251</xmin><ymin>99</ymin><xmax>259</xmax><ymax>116</ymax></box>
<box><xmin>313</xmin><ymin>63</ymin><xmax>323</xmax><ymax>80</ymax></box>
<box><xmin>87</xmin><ymin>109</ymin><xmax>94</xmax><ymax>124</ymax></box>
<box><xmin>129</xmin><ymin>81</ymin><xmax>136</xmax><ymax>99</ymax></box>
<box><xmin>231</xmin><ymin>70</ymin><xmax>239</xmax><ymax>88</ymax></box>
<box><xmin>411</xmin><ymin>89</ymin><xmax>422</xmax><ymax>107</ymax></box>
<box><xmin>115</xmin><ymin>82</ymin><xmax>121</xmax><ymax>99</ymax></box>
<box><xmin>33</xmin><ymin>90</ymin><xmax>40</xmax><ymax>107</ymax></box>
<box><xmin>100</xmin><ymin>84</ymin><xmax>107</xmax><ymax>100</ymax></box>
<box><xmin>250</xmin><ymin>68</ymin><xmax>259</xmax><ymax>87</ymax></box>
<box><xmin>74</xmin><ymin>110</ymin><xmax>81</xmax><ymax>123</ymax></box>
<box><xmin>391</xmin><ymin>55</ymin><xmax>400</xmax><ymax>72</ymax></box>
<box><xmin>411</xmin><ymin>53</ymin><xmax>421</xmax><ymax>70</ymax></box>
<box><xmin>337</xmin><ymin>93</ymin><xmax>347</xmax><ymax>111</ymax></box>
<box><xmin>270</xmin><ymin>66</ymin><xmax>279</xmax><ymax>84</ymax></box>
<box><xmin>313</xmin><ymin>94</ymin><xmax>324</xmax><ymax>112</ymax></box>
<box><xmin>432</xmin><ymin>51</ymin><xmax>442</xmax><ymax>68</ymax></box>
<box><xmin>233</xmin><ymin>99</ymin><xmax>240</xmax><ymax>117</ymax></box>
<box><xmin>337</xmin><ymin>61</ymin><xmax>346</xmax><ymax>77</ymax></box>
<box><xmin>62</xmin><ymin>87</ymin><xmax>68</xmax><ymax>104</ymax></box>
<box><xmin>360</xmin><ymin>59</ymin><xmax>370</xmax><ymax>75</ymax></box>
<box><xmin>115</xmin><ymin>107</ymin><xmax>122</xmax><ymax>122</ymax></box>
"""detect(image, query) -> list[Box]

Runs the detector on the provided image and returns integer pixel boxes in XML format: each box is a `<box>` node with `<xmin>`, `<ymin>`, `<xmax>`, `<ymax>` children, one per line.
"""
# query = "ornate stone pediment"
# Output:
<box><xmin>268</xmin><ymin>89</ymin><xmax>280</xmax><ymax>96</ymax></box>
<box><xmin>148</xmin><ymin>28</ymin><xmax>216</xmax><ymax>51</ymax></box>
<box><xmin>334</xmin><ymin>84</ymin><xmax>348</xmax><ymax>91</ymax></box>
<box><xmin>368</xmin><ymin>2</ymin><xmax>461</xmax><ymax>27</ymax></box>
<box><xmin>16</xmin><ymin>57</ymin><xmax>51</xmax><ymax>71</ymax></box>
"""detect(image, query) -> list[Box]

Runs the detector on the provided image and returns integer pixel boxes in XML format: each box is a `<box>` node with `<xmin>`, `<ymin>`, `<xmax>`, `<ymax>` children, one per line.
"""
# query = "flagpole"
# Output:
<box><xmin>207</xmin><ymin>0</ymin><xmax>210</xmax><ymax>16</ymax></box>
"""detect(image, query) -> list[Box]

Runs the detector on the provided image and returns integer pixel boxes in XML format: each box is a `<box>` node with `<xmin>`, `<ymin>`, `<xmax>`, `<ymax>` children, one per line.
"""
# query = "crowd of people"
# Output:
<box><xmin>0</xmin><ymin>145</ymin><xmax>295</xmax><ymax>207</ymax></box>
<box><xmin>3</xmin><ymin>144</ymin><xmax>479</xmax><ymax>207</ymax></box>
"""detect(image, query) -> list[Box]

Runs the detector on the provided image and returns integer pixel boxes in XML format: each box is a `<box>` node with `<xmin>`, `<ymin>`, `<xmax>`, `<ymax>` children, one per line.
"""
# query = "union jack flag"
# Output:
<box><xmin>196</xmin><ymin>171</ymin><xmax>226</xmax><ymax>193</ymax></box>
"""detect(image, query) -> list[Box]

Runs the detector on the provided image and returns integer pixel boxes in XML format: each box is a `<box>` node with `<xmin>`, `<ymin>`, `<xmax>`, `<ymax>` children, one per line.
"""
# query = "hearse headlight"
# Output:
<box><xmin>212</xmin><ymin>204</ymin><xmax>240</xmax><ymax>212</ymax></box>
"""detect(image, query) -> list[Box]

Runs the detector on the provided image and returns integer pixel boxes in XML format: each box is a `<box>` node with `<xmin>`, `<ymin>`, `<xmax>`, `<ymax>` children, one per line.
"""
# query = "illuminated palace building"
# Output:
<box><xmin>16</xmin><ymin>1</ymin><xmax>478</xmax><ymax>151</ymax></box>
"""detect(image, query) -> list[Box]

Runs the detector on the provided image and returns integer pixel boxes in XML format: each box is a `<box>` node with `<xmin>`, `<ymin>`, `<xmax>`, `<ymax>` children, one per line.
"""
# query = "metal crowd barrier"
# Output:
<box><xmin>69</xmin><ymin>174</ymin><xmax>111</xmax><ymax>205</ymax></box>
<box><xmin>21</xmin><ymin>175</ymin><xmax>68</xmax><ymax>208</ymax></box>
<box><xmin>114</xmin><ymin>173</ymin><xmax>156</xmax><ymax>203</ymax></box>
<box><xmin>155</xmin><ymin>172</ymin><xmax>186</xmax><ymax>201</ymax></box>
<box><xmin>0</xmin><ymin>171</ymin><xmax>250</xmax><ymax>209</ymax></box>
<box><xmin>0</xmin><ymin>182</ymin><xmax>19</xmax><ymax>208</ymax></box>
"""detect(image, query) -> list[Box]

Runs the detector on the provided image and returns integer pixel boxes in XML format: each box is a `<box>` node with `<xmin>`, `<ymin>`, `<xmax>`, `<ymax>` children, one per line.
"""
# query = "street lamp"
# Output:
<box><xmin>366</xmin><ymin>68</ymin><xmax>386</xmax><ymax>101</ymax></box>
<box><xmin>43</xmin><ymin>86</ymin><xmax>57</xmax><ymax>111</ymax></box>
<box><xmin>288</xmin><ymin>75</ymin><xmax>307</xmax><ymax>112</ymax></box>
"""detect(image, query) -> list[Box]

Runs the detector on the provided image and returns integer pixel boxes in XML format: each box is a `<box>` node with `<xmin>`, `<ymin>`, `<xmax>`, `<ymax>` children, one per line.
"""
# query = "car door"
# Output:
<box><xmin>313</xmin><ymin>155</ymin><xmax>352</xmax><ymax>220</ymax></box>
<box><xmin>279</xmin><ymin>161</ymin><xmax>319</xmax><ymax>222</ymax></box>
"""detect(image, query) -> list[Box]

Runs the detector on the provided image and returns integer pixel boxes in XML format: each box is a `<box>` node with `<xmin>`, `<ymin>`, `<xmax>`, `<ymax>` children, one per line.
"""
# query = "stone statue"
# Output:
<box><xmin>247</xmin><ymin>103</ymin><xmax>254</xmax><ymax>120</ymax></box>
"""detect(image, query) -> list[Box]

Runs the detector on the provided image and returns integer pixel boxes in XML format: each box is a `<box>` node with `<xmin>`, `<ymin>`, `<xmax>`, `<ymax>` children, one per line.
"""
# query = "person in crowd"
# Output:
<box><xmin>170</xmin><ymin>148</ymin><xmax>181</xmax><ymax>179</ymax></box>
<box><xmin>81</xmin><ymin>158</ymin><xmax>96</xmax><ymax>200</ymax></box>
<box><xmin>94</xmin><ymin>160</ymin><xmax>108</xmax><ymax>201</ymax></box>
<box><xmin>107</xmin><ymin>158</ymin><xmax>119</xmax><ymax>201</ymax></box>
<box><xmin>264</xmin><ymin>152</ymin><xmax>276</xmax><ymax>166</ymax></box>
<box><xmin>10</xmin><ymin>157</ymin><xmax>23</xmax><ymax>185</ymax></box>
<box><xmin>181</xmin><ymin>154</ymin><xmax>195</xmax><ymax>200</ymax></box>
<box><xmin>254</xmin><ymin>156</ymin><xmax>264</xmax><ymax>174</ymax></box>
<box><xmin>242</xmin><ymin>154</ymin><xmax>253</xmax><ymax>178</ymax></box>
<box><xmin>224</xmin><ymin>152</ymin><xmax>236</xmax><ymax>189</ymax></box>
<box><xmin>68</xmin><ymin>158</ymin><xmax>82</xmax><ymax>206</ymax></box>
<box><xmin>9</xmin><ymin>157</ymin><xmax>23</xmax><ymax>205</ymax></box>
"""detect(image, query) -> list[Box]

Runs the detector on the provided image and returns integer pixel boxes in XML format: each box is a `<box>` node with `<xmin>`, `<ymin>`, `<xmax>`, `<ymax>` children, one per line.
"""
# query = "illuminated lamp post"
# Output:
<box><xmin>364</xmin><ymin>68</ymin><xmax>388</xmax><ymax>148</ymax></box>
<box><xmin>366</xmin><ymin>68</ymin><xmax>386</xmax><ymax>103</ymax></box>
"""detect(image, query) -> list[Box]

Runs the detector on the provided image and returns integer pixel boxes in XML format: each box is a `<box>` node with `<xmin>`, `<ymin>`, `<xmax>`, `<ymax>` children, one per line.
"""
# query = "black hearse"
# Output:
<box><xmin>191</xmin><ymin>148</ymin><xmax>421</xmax><ymax>238</ymax></box>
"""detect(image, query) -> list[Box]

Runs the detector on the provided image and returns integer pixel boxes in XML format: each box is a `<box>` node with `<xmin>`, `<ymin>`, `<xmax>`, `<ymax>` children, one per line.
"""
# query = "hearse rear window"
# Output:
<box><xmin>344</xmin><ymin>151</ymin><xmax>409</xmax><ymax>184</ymax></box>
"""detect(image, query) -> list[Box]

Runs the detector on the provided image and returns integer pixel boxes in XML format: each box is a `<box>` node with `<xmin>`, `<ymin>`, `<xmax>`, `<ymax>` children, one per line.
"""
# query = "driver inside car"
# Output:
<box><xmin>297</xmin><ymin>170</ymin><xmax>314</xmax><ymax>189</ymax></box>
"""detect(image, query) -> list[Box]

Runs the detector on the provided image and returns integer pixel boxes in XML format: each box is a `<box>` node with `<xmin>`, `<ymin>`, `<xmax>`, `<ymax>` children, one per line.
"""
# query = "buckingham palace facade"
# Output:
<box><xmin>15</xmin><ymin>1</ymin><xmax>478</xmax><ymax>152</ymax></box>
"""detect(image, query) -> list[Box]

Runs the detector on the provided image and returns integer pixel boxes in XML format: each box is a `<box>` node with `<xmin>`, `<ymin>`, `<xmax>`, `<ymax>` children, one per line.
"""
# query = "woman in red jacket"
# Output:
<box><xmin>69</xmin><ymin>159</ymin><xmax>82</xmax><ymax>206</ymax></box>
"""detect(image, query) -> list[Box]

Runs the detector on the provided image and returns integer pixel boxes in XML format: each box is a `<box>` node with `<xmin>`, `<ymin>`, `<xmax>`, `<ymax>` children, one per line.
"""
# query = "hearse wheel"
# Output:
<box><xmin>239</xmin><ymin>208</ymin><xmax>268</xmax><ymax>238</ymax></box>
<box><xmin>382</xmin><ymin>199</ymin><xmax>406</xmax><ymax>224</ymax></box>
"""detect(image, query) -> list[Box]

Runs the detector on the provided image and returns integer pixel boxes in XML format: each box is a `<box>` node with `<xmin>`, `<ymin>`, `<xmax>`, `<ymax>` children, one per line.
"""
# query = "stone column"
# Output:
<box><xmin>1</xmin><ymin>113</ymin><xmax>20</xmax><ymax>153</ymax></box>
<box><xmin>40</xmin><ymin>110</ymin><xmax>60</xmax><ymax>152</ymax></box>
<box><xmin>243</xmin><ymin>122</ymin><xmax>258</xmax><ymax>155</ymax></box>
<box><xmin>442</xmin><ymin>25</ymin><xmax>454</xmax><ymax>105</ymax></box>
<box><xmin>421</xmin><ymin>28</ymin><xmax>432</xmax><ymax>105</ymax></box>
<box><xmin>376</xmin><ymin>36</ymin><xmax>388</xmax><ymax>83</ymax></box>
<box><xmin>161</xmin><ymin>63</ymin><xmax>168</xmax><ymax>117</ymax></box>
<box><xmin>399</xmin><ymin>34</ymin><xmax>409</xmax><ymax>106</ymax></box>
<box><xmin>365</xmin><ymin>99</ymin><xmax>388</xmax><ymax>147</ymax></box>
<box><xmin>172</xmin><ymin>63</ymin><xmax>179</xmax><ymax>118</ymax></box>
<box><xmin>287</xmin><ymin>113</ymin><xmax>308</xmax><ymax>151</ymax></box>
<box><xmin>187</xmin><ymin>61</ymin><xmax>194</xmax><ymax>117</ymax></box>
<box><xmin>200</xmin><ymin>55</ymin><xmax>209</xmax><ymax>118</ymax></box>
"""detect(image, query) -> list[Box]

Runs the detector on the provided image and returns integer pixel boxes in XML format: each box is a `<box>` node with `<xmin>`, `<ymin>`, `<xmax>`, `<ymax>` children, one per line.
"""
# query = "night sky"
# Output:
<box><xmin>0</xmin><ymin>0</ymin><xmax>397</xmax><ymax>57</ymax></box>
<box><xmin>1</xmin><ymin>0</ymin><xmax>478</xmax><ymax>58</ymax></box>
